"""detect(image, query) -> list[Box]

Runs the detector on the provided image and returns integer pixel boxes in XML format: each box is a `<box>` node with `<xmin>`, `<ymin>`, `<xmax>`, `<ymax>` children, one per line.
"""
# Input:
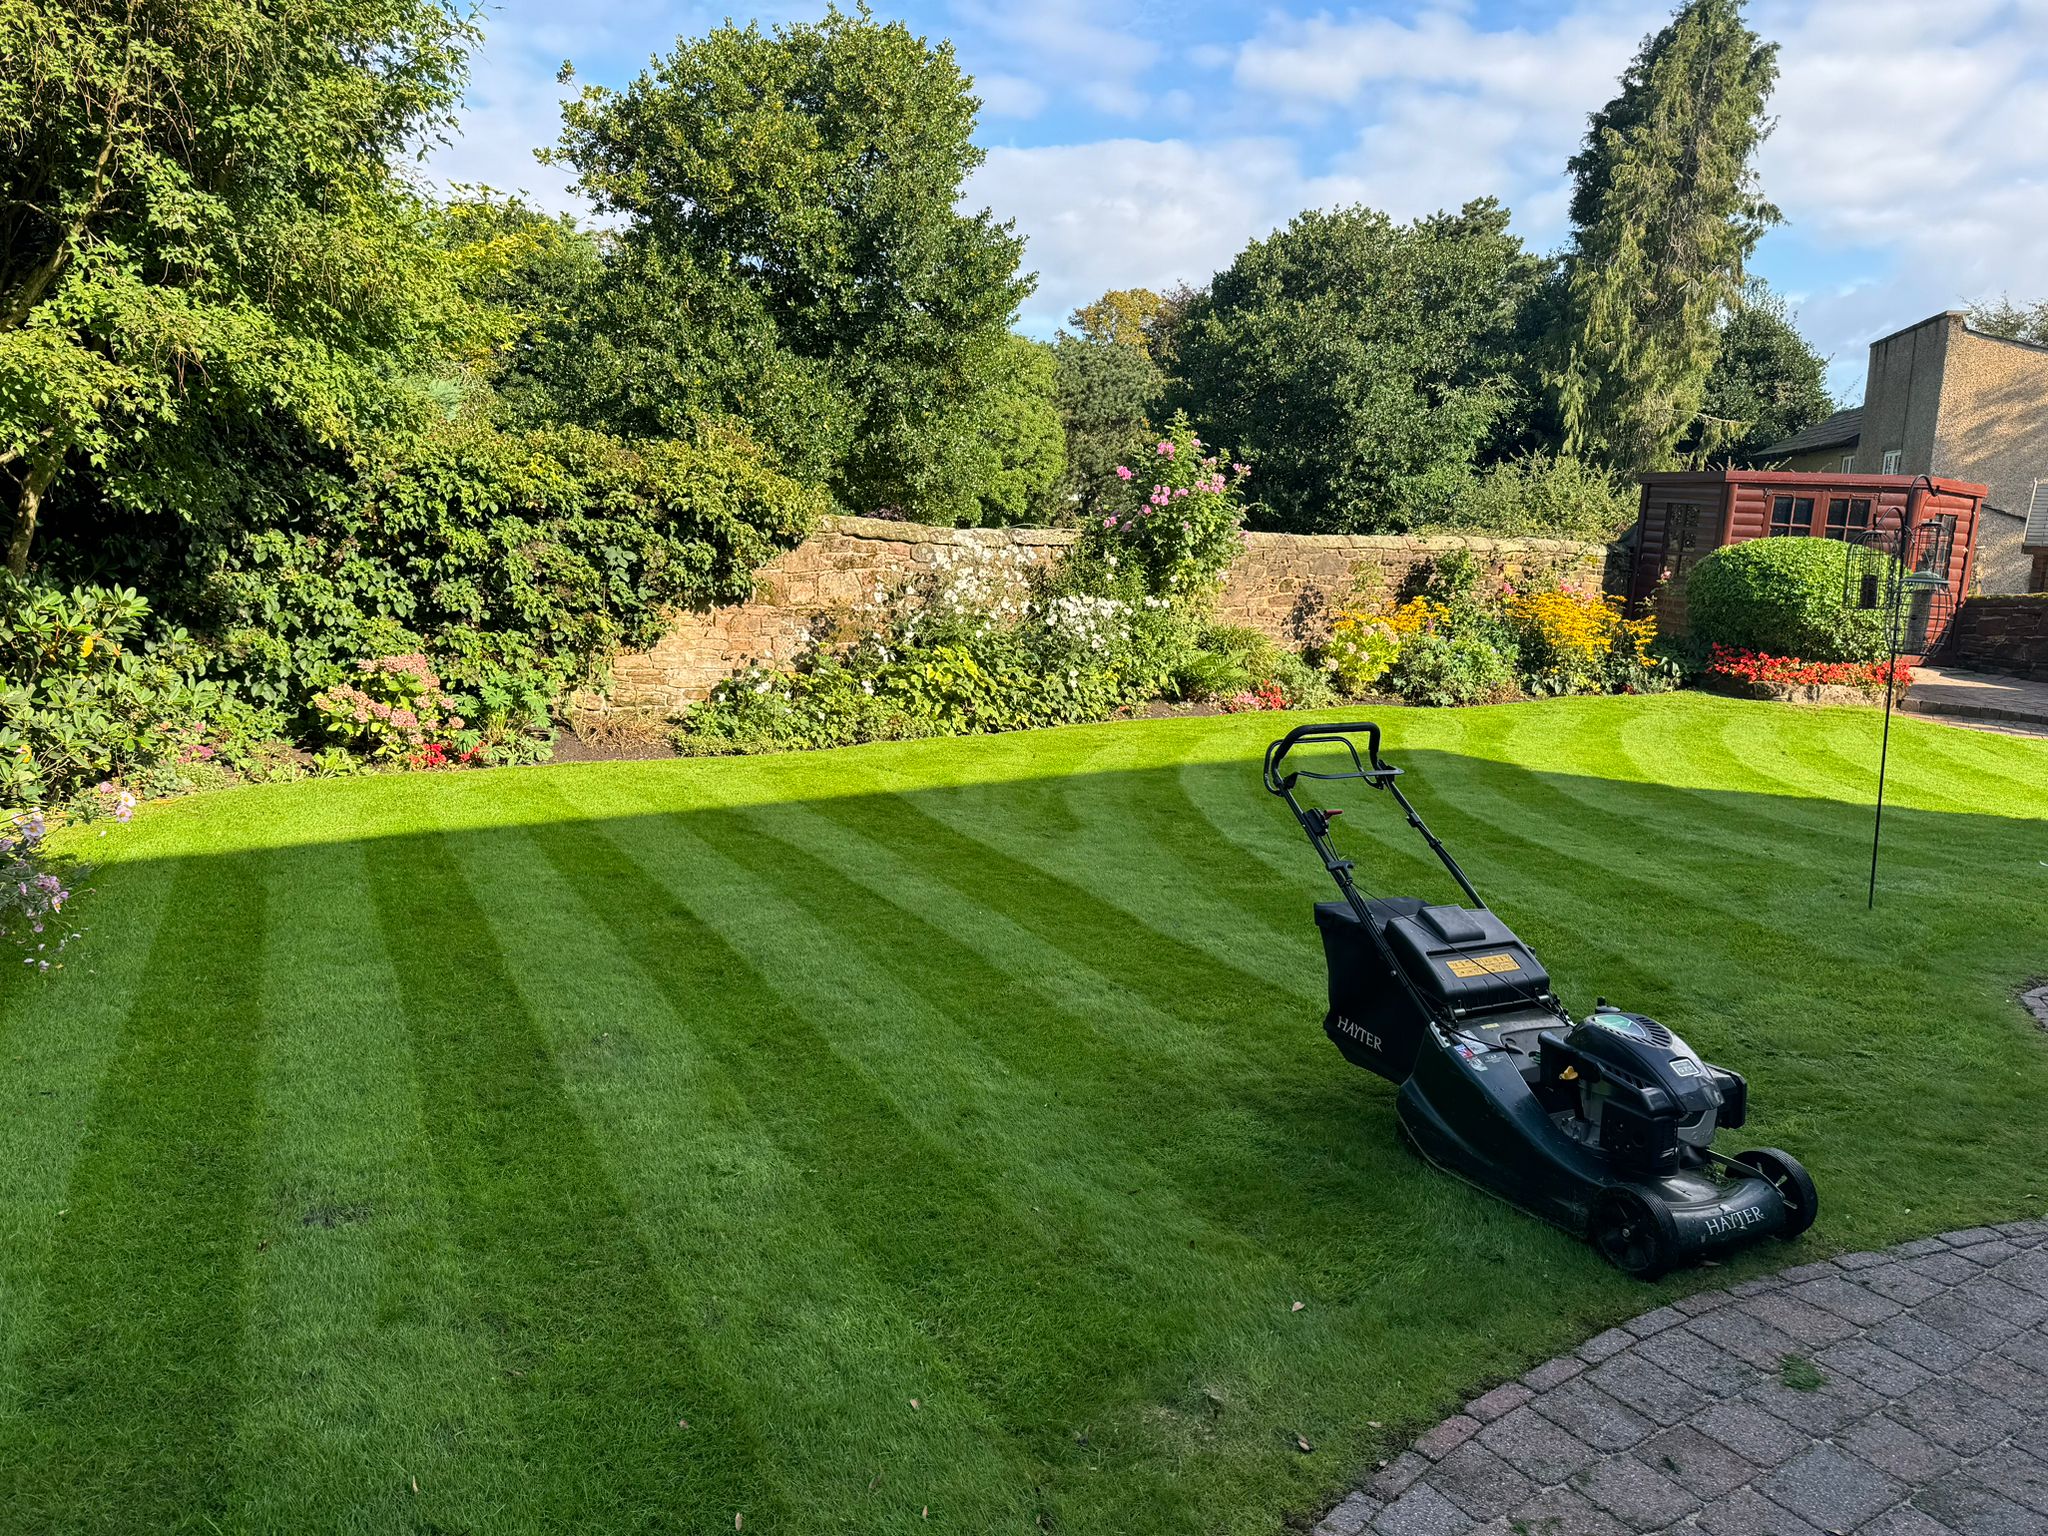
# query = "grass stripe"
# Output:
<box><xmin>0</xmin><ymin>852</ymin><xmax>268</xmax><ymax>1534</ymax></box>
<box><xmin>0</xmin><ymin>857</ymin><xmax>178</xmax><ymax>1411</ymax></box>
<box><xmin>363</xmin><ymin>832</ymin><xmax>778</xmax><ymax>1532</ymax></box>
<box><xmin>809</xmin><ymin>788</ymin><xmax>1322</xmax><ymax>1020</ymax></box>
<box><xmin>231</xmin><ymin>836</ymin><xmax>508</xmax><ymax>1533</ymax></box>
<box><xmin>422</xmin><ymin>791</ymin><xmax>1046</xmax><ymax>1530</ymax></box>
<box><xmin>516</xmin><ymin>806</ymin><xmax>1175</xmax><ymax>1452</ymax></box>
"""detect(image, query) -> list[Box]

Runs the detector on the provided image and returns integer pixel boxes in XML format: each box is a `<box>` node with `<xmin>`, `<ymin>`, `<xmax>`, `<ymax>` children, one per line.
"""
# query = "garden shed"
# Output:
<box><xmin>1627</xmin><ymin>469</ymin><xmax>1989</xmax><ymax>657</ymax></box>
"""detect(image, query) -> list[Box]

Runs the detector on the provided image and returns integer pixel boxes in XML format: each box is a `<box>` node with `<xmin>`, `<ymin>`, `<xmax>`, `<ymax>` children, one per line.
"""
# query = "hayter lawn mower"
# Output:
<box><xmin>1263</xmin><ymin>722</ymin><xmax>1817</xmax><ymax>1279</ymax></box>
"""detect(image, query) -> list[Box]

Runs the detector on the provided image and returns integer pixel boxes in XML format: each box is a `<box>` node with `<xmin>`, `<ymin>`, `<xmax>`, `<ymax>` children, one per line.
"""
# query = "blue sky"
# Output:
<box><xmin>430</xmin><ymin>0</ymin><xmax>2048</xmax><ymax>400</ymax></box>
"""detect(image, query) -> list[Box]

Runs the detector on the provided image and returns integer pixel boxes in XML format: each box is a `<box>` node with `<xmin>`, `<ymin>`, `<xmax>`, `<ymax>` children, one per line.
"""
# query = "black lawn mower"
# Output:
<box><xmin>1263</xmin><ymin>721</ymin><xmax>1817</xmax><ymax>1279</ymax></box>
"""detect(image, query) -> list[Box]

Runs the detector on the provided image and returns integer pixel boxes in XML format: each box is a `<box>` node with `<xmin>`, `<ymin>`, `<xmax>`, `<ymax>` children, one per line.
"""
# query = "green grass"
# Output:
<box><xmin>3</xmin><ymin>692</ymin><xmax>2045</xmax><ymax>1534</ymax></box>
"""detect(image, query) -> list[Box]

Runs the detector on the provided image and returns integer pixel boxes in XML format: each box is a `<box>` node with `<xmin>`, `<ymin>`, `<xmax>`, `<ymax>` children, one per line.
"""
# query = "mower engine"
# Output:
<box><xmin>1542</xmin><ymin>1007</ymin><xmax>1749</xmax><ymax>1179</ymax></box>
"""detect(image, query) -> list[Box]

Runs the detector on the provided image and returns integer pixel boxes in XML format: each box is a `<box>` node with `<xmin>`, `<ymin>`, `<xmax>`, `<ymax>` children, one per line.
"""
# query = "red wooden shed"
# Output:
<box><xmin>1627</xmin><ymin>470</ymin><xmax>1989</xmax><ymax>658</ymax></box>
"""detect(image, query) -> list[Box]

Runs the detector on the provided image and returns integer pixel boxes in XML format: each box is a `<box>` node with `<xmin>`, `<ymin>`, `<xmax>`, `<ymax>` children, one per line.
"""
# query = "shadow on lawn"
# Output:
<box><xmin>2</xmin><ymin>746</ymin><xmax>2045</xmax><ymax>1535</ymax></box>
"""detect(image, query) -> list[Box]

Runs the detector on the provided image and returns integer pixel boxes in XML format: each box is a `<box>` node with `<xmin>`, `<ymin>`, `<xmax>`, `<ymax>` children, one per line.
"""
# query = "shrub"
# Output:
<box><xmin>1388</xmin><ymin>633</ymin><xmax>1516</xmax><ymax>707</ymax></box>
<box><xmin>1505</xmin><ymin>585</ymin><xmax>1668</xmax><ymax>696</ymax></box>
<box><xmin>1319</xmin><ymin>613</ymin><xmax>1401</xmax><ymax>696</ymax></box>
<box><xmin>0</xmin><ymin>577</ymin><xmax>291</xmax><ymax>808</ymax></box>
<box><xmin>1173</xmin><ymin>625</ymin><xmax>1330</xmax><ymax>708</ymax></box>
<box><xmin>1440</xmin><ymin>452</ymin><xmax>1640</xmax><ymax>541</ymax></box>
<box><xmin>1685</xmin><ymin>538</ymin><xmax>1898</xmax><ymax>662</ymax></box>
<box><xmin>174</xmin><ymin>419</ymin><xmax>827</xmax><ymax>729</ymax></box>
<box><xmin>1063</xmin><ymin>412</ymin><xmax>1247</xmax><ymax>601</ymax></box>
<box><xmin>2</xmin><ymin>810</ymin><xmax>77</xmax><ymax>971</ymax></box>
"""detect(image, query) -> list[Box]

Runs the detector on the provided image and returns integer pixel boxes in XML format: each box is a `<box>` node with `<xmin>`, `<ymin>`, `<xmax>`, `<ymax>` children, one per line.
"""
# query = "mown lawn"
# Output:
<box><xmin>2</xmin><ymin>693</ymin><xmax>2045</xmax><ymax>1535</ymax></box>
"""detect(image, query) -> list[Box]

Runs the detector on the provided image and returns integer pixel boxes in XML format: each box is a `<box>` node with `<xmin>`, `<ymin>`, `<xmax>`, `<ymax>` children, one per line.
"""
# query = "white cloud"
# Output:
<box><xmin>966</xmin><ymin>138</ymin><xmax>1371</xmax><ymax>332</ymax></box>
<box><xmin>951</xmin><ymin>0</ymin><xmax>1159</xmax><ymax>114</ymax></box>
<box><xmin>1751</xmin><ymin>0</ymin><xmax>2048</xmax><ymax>385</ymax></box>
<box><xmin>425</xmin><ymin>40</ymin><xmax>583</xmax><ymax>211</ymax></box>
<box><xmin>973</xmin><ymin>71</ymin><xmax>1048</xmax><ymax>118</ymax></box>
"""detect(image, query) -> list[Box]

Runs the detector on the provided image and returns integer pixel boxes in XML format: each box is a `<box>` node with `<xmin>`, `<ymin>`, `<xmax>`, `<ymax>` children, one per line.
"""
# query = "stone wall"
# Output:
<box><xmin>590</xmin><ymin>515</ymin><xmax>1610</xmax><ymax>715</ymax></box>
<box><xmin>1946</xmin><ymin>594</ymin><xmax>2048</xmax><ymax>681</ymax></box>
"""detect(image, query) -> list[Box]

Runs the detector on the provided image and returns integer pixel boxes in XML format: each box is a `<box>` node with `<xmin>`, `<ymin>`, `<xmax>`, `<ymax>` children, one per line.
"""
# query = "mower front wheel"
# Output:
<box><xmin>1731</xmin><ymin>1147</ymin><xmax>1819</xmax><ymax>1239</ymax></box>
<box><xmin>1589</xmin><ymin>1186</ymin><xmax>1678</xmax><ymax>1279</ymax></box>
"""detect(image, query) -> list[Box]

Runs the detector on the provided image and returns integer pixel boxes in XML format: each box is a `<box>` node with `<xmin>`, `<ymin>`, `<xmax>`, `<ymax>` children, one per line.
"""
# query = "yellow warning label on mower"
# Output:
<box><xmin>1446</xmin><ymin>952</ymin><xmax>1521</xmax><ymax>978</ymax></box>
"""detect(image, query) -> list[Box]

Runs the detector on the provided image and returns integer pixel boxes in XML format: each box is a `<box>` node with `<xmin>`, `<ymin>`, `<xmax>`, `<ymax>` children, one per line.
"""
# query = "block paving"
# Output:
<box><xmin>1311</xmin><ymin>1222</ymin><xmax>2048</xmax><ymax>1536</ymax></box>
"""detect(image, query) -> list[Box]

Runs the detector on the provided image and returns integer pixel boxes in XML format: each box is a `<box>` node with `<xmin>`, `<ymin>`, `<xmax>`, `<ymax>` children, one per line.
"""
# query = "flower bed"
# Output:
<box><xmin>1702</xmin><ymin>645</ymin><xmax>1914</xmax><ymax>707</ymax></box>
<box><xmin>1705</xmin><ymin>646</ymin><xmax>1914</xmax><ymax>690</ymax></box>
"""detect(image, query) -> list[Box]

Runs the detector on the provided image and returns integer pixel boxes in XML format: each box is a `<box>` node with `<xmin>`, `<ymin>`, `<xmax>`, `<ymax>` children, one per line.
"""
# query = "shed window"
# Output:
<box><xmin>1768</xmin><ymin>494</ymin><xmax>1815</xmax><ymax>536</ymax></box>
<box><xmin>1882</xmin><ymin>449</ymin><xmax>1902</xmax><ymax>474</ymax></box>
<box><xmin>1840</xmin><ymin>454</ymin><xmax>1856</xmax><ymax>472</ymax></box>
<box><xmin>1824</xmin><ymin>497</ymin><xmax>1871</xmax><ymax>539</ymax></box>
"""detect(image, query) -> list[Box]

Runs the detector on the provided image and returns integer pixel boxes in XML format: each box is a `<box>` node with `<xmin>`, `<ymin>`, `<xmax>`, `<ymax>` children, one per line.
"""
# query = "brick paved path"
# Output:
<box><xmin>1312</xmin><ymin>1222</ymin><xmax>2048</xmax><ymax>1536</ymax></box>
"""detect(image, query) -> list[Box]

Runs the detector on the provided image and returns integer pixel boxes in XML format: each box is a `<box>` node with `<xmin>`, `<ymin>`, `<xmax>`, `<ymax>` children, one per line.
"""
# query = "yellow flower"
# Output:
<box><xmin>80</xmin><ymin>633</ymin><xmax>95</xmax><ymax>658</ymax></box>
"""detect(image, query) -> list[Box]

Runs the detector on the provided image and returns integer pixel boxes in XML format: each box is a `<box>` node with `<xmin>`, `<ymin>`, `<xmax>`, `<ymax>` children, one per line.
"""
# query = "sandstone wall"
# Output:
<box><xmin>1947</xmin><ymin>595</ymin><xmax>2048</xmax><ymax>681</ymax></box>
<box><xmin>590</xmin><ymin>515</ymin><xmax>1611</xmax><ymax>715</ymax></box>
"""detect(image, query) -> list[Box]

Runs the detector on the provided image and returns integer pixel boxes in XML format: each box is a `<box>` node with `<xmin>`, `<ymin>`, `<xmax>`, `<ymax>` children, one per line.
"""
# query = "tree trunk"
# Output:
<box><xmin>5</xmin><ymin>452</ymin><xmax>58</xmax><ymax>577</ymax></box>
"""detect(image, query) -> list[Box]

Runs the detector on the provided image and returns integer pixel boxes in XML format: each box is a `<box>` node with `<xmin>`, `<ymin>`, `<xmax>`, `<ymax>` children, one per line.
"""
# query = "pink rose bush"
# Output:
<box><xmin>1079</xmin><ymin>411</ymin><xmax>1249</xmax><ymax>600</ymax></box>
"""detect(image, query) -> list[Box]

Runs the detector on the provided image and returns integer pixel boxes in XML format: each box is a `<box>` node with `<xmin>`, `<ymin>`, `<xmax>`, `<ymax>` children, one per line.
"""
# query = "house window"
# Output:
<box><xmin>1882</xmin><ymin>448</ymin><xmax>1903</xmax><ymax>474</ymax></box>
<box><xmin>1824</xmin><ymin>497</ymin><xmax>1872</xmax><ymax>539</ymax></box>
<box><xmin>1840</xmin><ymin>454</ymin><xmax>1856</xmax><ymax>472</ymax></box>
<box><xmin>1768</xmin><ymin>494</ymin><xmax>1815</xmax><ymax>536</ymax></box>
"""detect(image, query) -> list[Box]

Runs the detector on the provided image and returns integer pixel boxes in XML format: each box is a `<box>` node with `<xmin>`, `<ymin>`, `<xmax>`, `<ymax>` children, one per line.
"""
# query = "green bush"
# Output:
<box><xmin>118</xmin><ymin>417</ymin><xmax>827</xmax><ymax>740</ymax></box>
<box><xmin>0</xmin><ymin>577</ymin><xmax>291</xmax><ymax>808</ymax></box>
<box><xmin>1172</xmin><ymin>626</ymin><xmax>1331</xmax><ymax>707</ymax></box>
<box><xmin>1439</xmin><ymin>453</ymin><xmax>1639</xmax><ymax>541</ymax></box>
<box><xmin>1685</xmin><ymin>538</ymin><xmax>1898</xmax><ymax>661</ymax></box>
<box><xmin>1388</xmin><ymin>633</ymin><xmax>1517</xmax><ymax>707</ymax></box>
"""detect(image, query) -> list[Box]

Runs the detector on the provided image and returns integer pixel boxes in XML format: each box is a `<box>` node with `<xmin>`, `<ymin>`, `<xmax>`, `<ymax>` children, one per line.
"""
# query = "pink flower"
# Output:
<box><xmin>1115</xmin><ymin>465</ymin><xmax>1133</xmax><ymax>480</ymax></box>
<box><xmin>1157</xmin><ymin>440</ymin><xmax>1175</xmax><ymax>457</ymax></box>
<box><xmin>1232</xmin><ymin>462</ymin><xmax>1247</xmax><ymax>475</ymax></box>
<box><xmin>1103</xmin><ymin>516</ymin><xmax>1117</xmax><ymax>528</ymax></box>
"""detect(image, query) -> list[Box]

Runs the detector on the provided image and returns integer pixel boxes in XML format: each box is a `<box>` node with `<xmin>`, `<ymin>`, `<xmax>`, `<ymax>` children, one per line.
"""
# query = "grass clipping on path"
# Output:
<box><xmin>1</xmin><ymin>692</ymin><xmax>2044</xmax><ymax>1534</ymax></box>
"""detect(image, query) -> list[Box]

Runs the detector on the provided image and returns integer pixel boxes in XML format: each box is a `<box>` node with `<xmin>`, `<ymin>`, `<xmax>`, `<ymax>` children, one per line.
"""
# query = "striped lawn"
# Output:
<box><xmin>2</xmin><ymin>693</ymin><xmax>2045</xmax><ymax>1534</ymax></box>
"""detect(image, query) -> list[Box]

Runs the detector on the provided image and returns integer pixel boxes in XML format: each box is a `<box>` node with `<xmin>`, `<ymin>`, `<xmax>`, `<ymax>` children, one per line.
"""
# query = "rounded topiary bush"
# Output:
<box><xmin>1685</xmin><ymin>537</ymin><xmax>1898</xmax><ymax>661</ymax></box>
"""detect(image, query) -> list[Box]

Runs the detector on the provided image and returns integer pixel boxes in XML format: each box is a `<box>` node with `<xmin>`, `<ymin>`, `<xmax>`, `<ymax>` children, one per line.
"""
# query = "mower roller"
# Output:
<box><xmin>1263</xmin><ymin>721</ymin><xmax>1817</xmax><ymax>1279</ymax></box>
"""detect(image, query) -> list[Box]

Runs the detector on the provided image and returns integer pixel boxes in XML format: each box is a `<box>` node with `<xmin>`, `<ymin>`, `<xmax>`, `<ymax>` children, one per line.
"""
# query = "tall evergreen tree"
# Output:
<box><xmin>1555</xmin><ymin>0</ymin><xmax>1779</xmax><ymax>473</ymax></box>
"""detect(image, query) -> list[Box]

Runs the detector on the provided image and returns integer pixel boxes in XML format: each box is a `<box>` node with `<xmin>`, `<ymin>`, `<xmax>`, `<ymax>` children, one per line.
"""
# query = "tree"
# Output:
<box><xmin>1699</xmin><ymin>282</ymin><xmax>1833</xmax><ymax>459</ymax></box>
<box><xmin>1555</xmin><ymin>0</ymin><xmax>1780</xmax><ymax>473</ymax></box>
<box><xmin>1968</xmin><ymin>295</ymin><xmax>2048</xmax><ymax>346</ymax></box>
<box><xmin>1172</xmin><ymin>199</ymin><xmax>1542</xmax><ymax>533</ymax></box>
<box><xmin>0</xmin><ymin>0</ymin><xmax>480</xmax><ymax>575</ymax></box>
<box><xmin>944</xmin><ymin>334</ymin><xmax>1065</xmax><ymax>526</ymax></box>
<box><xmin>1069</xmin><ymin>289</ymin><xmax>1162</xmax><ymax>349</ymax></box>
<box><xmin>549</xmin><ymin>7</ymin><xmax>1034</xmax><ymax>521</ymax></box>
<box><xmin>1051</xmin><ymin>333</ymin><xmax>1163</xmax><ymax>519</ymax></box>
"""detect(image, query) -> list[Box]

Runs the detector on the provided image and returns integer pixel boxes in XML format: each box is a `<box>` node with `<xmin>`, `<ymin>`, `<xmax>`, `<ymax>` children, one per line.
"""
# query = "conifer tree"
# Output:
<box><xmin>1556</xmin><ymin>0</ymin><xmax>1780</xmax><ymax>472</ymax></box>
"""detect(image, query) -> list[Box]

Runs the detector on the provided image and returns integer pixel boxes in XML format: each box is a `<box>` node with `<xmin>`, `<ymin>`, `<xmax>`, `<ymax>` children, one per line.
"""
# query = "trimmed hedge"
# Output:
<box><xmin>1685</xmin><ymin>537</ymin><xmax>1898</xmax><ymax>662</ymax></box>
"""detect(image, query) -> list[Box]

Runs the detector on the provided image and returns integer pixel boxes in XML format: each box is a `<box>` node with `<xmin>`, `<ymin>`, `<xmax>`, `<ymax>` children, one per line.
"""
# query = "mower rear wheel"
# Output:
<box><xmin>1731</xmin><ymin>1148</ymin><xmax>1818</xmax><ymax>1238</ymax></box>
<box><xmin>1589</xmin><ymin>1187</ymin><xmax>1678</xmax><ymax>1279</ymax></box>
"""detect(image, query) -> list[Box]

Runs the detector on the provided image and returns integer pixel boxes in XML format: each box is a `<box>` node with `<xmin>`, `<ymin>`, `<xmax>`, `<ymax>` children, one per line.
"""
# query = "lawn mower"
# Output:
<box><xmin>1263</xmin><ymin>721</ymin><xmax>1817</xmax><ymax>1278</ymax></box>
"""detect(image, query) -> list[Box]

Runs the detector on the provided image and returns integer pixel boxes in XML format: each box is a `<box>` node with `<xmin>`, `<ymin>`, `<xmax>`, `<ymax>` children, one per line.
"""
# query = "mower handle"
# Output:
<box><xmin>1263</xmin><ymin>721</ymin><xmax>1400</xmax><ymax>795</ymax></box>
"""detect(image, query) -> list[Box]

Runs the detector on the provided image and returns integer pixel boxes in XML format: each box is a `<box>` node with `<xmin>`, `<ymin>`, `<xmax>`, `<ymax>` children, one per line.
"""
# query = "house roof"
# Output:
<box><xmin>1752</xmin><ymin>407</ymin><xmax>1863</xmax><ymax>460</ymax></box>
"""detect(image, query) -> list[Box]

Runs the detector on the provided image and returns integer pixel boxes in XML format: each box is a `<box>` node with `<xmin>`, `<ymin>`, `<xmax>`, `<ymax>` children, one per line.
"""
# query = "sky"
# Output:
<box><xmin>426</xmin><ymin>0</ymin><xmax>2048</xmax><ymax>401</ymax></box>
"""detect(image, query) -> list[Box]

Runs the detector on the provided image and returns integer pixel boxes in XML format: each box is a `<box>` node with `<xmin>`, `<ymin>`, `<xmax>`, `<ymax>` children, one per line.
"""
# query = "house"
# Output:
<box><xmin>1750</xmin><ymin>310</ymin><xmax>2048</xmax><ymax>593</ymax></box>
<box><xmin>1626</xmin><ymin>469</ymin><xmax>1988</xmax><ymax>660</ymax></box>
